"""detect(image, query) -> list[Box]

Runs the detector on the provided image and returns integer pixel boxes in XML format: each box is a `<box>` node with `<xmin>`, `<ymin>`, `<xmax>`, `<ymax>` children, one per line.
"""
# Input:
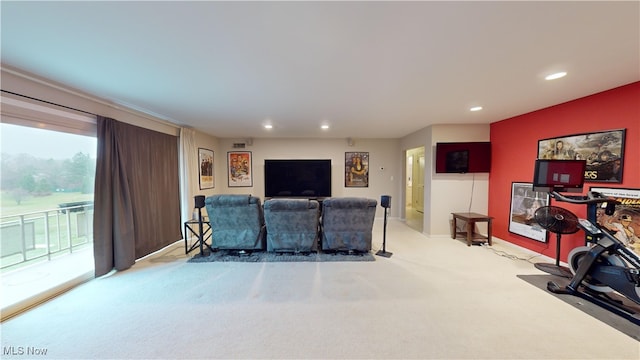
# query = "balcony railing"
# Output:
<box><xmin>0</xmin><ymin>202</ymin><xmax>94</xmax><ymax>270</ymax></box>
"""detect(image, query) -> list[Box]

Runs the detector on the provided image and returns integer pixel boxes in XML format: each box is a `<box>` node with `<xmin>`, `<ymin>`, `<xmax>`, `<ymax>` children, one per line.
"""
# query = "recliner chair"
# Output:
<box><xmin>263</xmin><ymin>198</ymin><xmax>320</xmax><ymax>252</ymax></box>
<box><xmin>320</xmin><ymin>197</ymin><xmax>377</xmax><ymax>252</ymax></box>
<box><xmin>205</xmin><ymin>194</ymin><xmax>266</xmax><ymax>251</ymax></box>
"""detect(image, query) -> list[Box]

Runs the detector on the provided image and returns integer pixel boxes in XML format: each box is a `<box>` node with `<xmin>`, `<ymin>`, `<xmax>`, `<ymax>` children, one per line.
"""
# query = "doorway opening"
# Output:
<box><xmin>405</xmin><ymin>146</ymin><xmax>424</xmax><ymax>232</ymax></box>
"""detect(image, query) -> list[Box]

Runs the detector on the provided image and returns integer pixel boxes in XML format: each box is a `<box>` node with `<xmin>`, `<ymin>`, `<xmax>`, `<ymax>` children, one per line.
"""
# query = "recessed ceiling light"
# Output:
<box><xmin>264</xmin><ymin>124</ymin><xmax>273</xmax><ymax>129</ymax></box>
<box><xmin>321</xmin><ymin>124</ymin><xmax>329</xmax><ymax>130</ymax></box>
<box><xmin>470</xmin><ymin>106</ymin><xmax>483</xmax><ymax>112</ymax></box>
<box><xmin>545</xmin><ymin>71</ymin><xmax>567</xmax><ymax>80</ymax></box>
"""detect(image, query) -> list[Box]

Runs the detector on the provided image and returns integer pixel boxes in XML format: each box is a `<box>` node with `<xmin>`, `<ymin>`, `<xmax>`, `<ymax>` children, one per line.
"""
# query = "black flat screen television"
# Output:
<box><xmin>264</xmin><ymin>159</ymin><xmax>332</xmax><ymax>198</ymax></box>
<box><xmin>435</xmin><ymin>142</ymin><xmax>491</xmax><ymax>173</ymax></box>
<box><xmin>532</xmin><ymin>159</ymin><xmax>586</xmax><ymax>193</ymax></box>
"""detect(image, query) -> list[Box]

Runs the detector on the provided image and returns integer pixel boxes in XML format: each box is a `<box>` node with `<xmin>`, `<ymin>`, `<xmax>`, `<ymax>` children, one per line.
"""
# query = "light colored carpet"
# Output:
<box><xmin>1</xmin><ymin>219</ymin><xmax>638</xmax><ymax>359</ymax></box>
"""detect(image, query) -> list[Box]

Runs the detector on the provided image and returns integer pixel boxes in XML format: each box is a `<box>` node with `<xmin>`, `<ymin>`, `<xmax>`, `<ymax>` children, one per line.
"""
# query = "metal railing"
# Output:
<box><xmin>0</xmin><ymin>202</ymin><xmax>94</xmax><ymax>270</ymax></box>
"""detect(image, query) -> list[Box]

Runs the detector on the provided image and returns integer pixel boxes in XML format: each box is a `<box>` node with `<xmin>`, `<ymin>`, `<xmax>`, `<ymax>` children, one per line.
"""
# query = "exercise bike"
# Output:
<box><xmin>545</xmin><ymin>190</ymin><xmax>640</xmax><ymax>325</ymax></box>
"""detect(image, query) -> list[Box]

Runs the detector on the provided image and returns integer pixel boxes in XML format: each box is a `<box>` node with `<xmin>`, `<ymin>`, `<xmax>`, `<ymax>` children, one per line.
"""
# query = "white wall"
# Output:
<box><xmin>3</xmin><ymin>66</ymin><xmax>490</xmax><ymax>231</ymax></box>
<box><xmin>429</xmin><ymin>124</ymin><xmax>491</xmax><ymax>236</ymax></box>
<box><xmin>212</xmin><ymin>137</ymin><xmax>402</xmax><ymax>218</ymax></box>
<box><xmin>400</xmin><ymin>123</ymin><xmax>491</xmax><ymax>236</ymax></box>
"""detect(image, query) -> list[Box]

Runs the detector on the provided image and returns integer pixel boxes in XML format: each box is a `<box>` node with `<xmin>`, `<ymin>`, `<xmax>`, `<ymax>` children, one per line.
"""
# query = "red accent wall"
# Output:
<box><xmin>489</xmin><ymin>82</ymin><xmax>640</xmax><ymax>261</ymax></box>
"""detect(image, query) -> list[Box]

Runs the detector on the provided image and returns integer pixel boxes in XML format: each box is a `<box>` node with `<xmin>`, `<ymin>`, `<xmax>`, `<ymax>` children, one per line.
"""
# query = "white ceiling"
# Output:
<box><xmin>1</xmin><ymin>1</ymin><xmax>638</xmax><ymax>139</ymax></box>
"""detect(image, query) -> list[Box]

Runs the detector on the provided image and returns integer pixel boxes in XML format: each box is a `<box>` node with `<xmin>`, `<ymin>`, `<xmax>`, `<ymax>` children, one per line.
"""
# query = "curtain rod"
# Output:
<box><xmin>1</xmin><ymin>89</ymin><xmax>97</xmax><ymax>117</ymax></box>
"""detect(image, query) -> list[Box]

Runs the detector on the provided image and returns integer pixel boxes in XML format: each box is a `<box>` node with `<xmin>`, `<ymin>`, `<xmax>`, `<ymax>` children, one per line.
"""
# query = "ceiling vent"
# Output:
<box><xmin>232</xmin><ymin>143</ymin><xmax>246</xmax><ymax>149</ymax></box>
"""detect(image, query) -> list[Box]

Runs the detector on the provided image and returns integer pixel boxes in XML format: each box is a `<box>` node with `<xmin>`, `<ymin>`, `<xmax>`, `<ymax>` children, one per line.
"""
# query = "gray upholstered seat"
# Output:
<box><xmin>264</xmin><ymin>199</ymin><xmax>320</xmax><ymax>252</ymax></box>
<box><xmin>205</xmin><ymin>194</ymin><xmax>265</xmax><ymax>251</ymax></box>
<box><xmin>320</xmin><ymin>197</ymin><xmax>377</xmax><ymax>252</ymax></box>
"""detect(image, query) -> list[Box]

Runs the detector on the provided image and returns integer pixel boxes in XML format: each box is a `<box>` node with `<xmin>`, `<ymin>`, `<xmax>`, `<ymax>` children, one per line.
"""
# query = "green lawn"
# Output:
<box><xmin>1</xmin><ymin>191</ymin><xmax>94</xmax><ymax>217</ymax></box>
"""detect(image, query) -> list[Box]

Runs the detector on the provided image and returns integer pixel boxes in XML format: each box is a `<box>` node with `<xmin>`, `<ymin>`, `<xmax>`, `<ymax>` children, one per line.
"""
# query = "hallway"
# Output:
<box><xmin>405</xmin><ymin>205</ymin><xmax>423</xmax><ymax>233</ymax></box>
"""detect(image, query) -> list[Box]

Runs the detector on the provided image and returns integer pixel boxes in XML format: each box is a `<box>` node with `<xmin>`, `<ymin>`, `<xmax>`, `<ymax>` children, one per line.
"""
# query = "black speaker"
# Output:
<box><xmin>194</xmin><ymin>195</ymin><xmax>205</xmax><ymax>209</ymax></box>
<box><xmin>381</xmin><ymin>195</ymin><xmax>391</xmax><ymax>208</ymax></box>
<box><xmin>377</xmin><ymin>194</ymin><xmax>392</xmax><ymax>257</ymax></box>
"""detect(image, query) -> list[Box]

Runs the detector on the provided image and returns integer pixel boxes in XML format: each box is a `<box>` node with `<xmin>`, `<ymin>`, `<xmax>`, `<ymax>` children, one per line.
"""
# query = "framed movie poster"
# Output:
<box><xmin>227</xmin><ymin>151</ymin><xmax>252</xmax><ymax>187</ymax></box>
<box><xmin>537</xmin><ymin>129</ymin><xmax>626</xmax><ymax>183</ymax></box>
<box><xmin>588</xmin><ymin>187</ymin><xmax>640</xmax><ymax>255</ymax></box>
<box><xmin>508</xmin><ymin>182</ymin><xmax>550</xmax><ymax>242</ymax></box>
<box><xmin>345</xmin><ymin>152</ymin><xmax>369</xmax><ymax>187</ymax></box>
<box><xmin>198</xmin><ymin>148</ymin><xmax>214</xmax><ymax>190</ymax></box>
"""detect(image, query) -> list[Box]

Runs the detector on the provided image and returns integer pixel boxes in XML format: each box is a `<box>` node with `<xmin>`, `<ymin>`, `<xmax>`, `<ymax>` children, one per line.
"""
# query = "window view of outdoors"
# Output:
<box><xmin>0</xmin><ymin>122</ymin><xmax>97</xmax><ymax>271</ymax></box>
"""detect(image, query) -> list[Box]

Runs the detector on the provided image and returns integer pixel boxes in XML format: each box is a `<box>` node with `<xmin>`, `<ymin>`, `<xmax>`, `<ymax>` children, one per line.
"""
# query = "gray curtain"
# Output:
<box><xmin>93</xmin><ymin>116</ymin><xmax>182</xmax><ymax>277</ymax></box>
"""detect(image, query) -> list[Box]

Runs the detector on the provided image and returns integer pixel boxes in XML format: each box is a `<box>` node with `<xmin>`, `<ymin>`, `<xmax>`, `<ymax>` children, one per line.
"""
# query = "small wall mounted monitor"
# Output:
<box><xmin>445</xmin><ymin>150</ymin><xmax>469</xmax><ymax>173</ymax></box>
<box><xmin>435</xmin><ymin>142</ymin><xmax>491</xmax><ymax>173</ymax></box>
<box><xmin>532</xmin><ymin>159</ymin><xmax>586</xmax><ymax>193</ymax></box>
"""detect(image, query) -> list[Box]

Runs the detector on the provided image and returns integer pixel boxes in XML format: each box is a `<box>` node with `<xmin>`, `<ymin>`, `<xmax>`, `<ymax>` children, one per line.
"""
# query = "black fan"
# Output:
<box><xmin>533</xmin><ymin>206</ymin><xmax>580</xmax><ymax>278</ymax></box>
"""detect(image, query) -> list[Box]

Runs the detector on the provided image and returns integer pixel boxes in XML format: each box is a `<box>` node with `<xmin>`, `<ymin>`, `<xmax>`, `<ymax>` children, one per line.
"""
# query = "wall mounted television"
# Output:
<box><xmin>532</xmin><ymin>159</ymin><xmax>587</xmax><ymax>193</ymax></box>
<box><xmin>435</xmin><ymin>142</ymin><xmax>491</xmax><ymax>173</ymax></box>
<box><xmin>264</xmin><ymin>159</ymin><xmax>332</xmax><ymax>198</ymax></box>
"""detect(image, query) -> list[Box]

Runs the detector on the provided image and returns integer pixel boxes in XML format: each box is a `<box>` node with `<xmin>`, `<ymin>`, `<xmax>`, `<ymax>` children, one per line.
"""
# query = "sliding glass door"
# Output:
<box><xmin>0</xmin><ymin>96</ymin><xmax>97</xmax><ymax>317</ymax></box>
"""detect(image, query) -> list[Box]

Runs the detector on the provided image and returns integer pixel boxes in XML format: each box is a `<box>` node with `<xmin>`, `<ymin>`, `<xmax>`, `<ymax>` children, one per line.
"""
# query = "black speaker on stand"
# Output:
<box><xmin>376</xmin><ymin>195</ymin><xmax>393</xmax><ymax>258</ymax></box>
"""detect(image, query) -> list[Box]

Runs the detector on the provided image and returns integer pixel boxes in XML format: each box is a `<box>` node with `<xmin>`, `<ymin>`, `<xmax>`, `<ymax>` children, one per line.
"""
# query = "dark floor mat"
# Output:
<box><xmin>188</xmin><ymin>249</ymin><xmax>375</xmax><ymax>263</ymax></box>
<box><xmin>518</xmin><ymin>274</ymin><xmax>640</xmax><ymax>340</ymax></box>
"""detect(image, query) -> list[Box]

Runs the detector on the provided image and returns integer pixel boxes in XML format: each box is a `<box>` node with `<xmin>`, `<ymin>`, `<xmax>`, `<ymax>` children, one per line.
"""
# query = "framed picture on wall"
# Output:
<box><xmin>227</xmin><ymin>151</ymin><xmax>252</xmax><ymax>187</ymax></box>
<box><xmin>537</xmin><ymin>129</ymin><xmax>626</xmax><ymax>183</ymax></box>
<box><xmin>508</xmin><ymin>182</ymin><xmax>550</xmax><ymax>242</ymax></box>
<box><xmin>345</xmin><ymin>152</ymin><xmax>369</xmax><ymax>187</ymax></box>
<box><xmin>588</xmin><ymin>187</ymin><xmax>640</xmax><ymax>255</ymax></box>
<box><xmin>198</xmin><ymin>148</ymin><xmax>214</xmax><ymax>190</ymax></box>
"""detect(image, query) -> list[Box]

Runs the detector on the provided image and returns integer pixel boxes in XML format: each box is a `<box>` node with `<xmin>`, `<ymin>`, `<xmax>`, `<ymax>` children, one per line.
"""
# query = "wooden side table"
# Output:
<box><xmin>451</xmin><ymin>212</ymin><xmax>493</xmax><ymax>246</ymax></box>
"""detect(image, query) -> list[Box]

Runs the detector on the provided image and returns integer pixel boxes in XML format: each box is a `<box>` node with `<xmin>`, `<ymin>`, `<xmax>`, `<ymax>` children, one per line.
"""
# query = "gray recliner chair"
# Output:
<box><xmin>264</xmin><ymin>198</ymin><xmax>320</xmax><ymax>253</ymax></box>
<box><xmin>205</xmin><ymin>194</ymin><xmax>265</xmax><ymax>251</ymax></box>
<box><xmin>320</xmin><ymin>197</ymin><xmax>377</xmax><ymax>252</ymax></box>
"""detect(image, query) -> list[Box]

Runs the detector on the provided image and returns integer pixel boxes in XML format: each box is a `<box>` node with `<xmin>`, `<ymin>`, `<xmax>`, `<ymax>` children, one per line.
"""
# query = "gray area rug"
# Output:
<box><xmin>518</xmin><ymin>274</ymin><xmax>640</xmax><ymax>340</ymax></box>
<box><xmin>188</xmin><ymin>250</ymin><xmax>375</xmax><ymax>263</ymax></box>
